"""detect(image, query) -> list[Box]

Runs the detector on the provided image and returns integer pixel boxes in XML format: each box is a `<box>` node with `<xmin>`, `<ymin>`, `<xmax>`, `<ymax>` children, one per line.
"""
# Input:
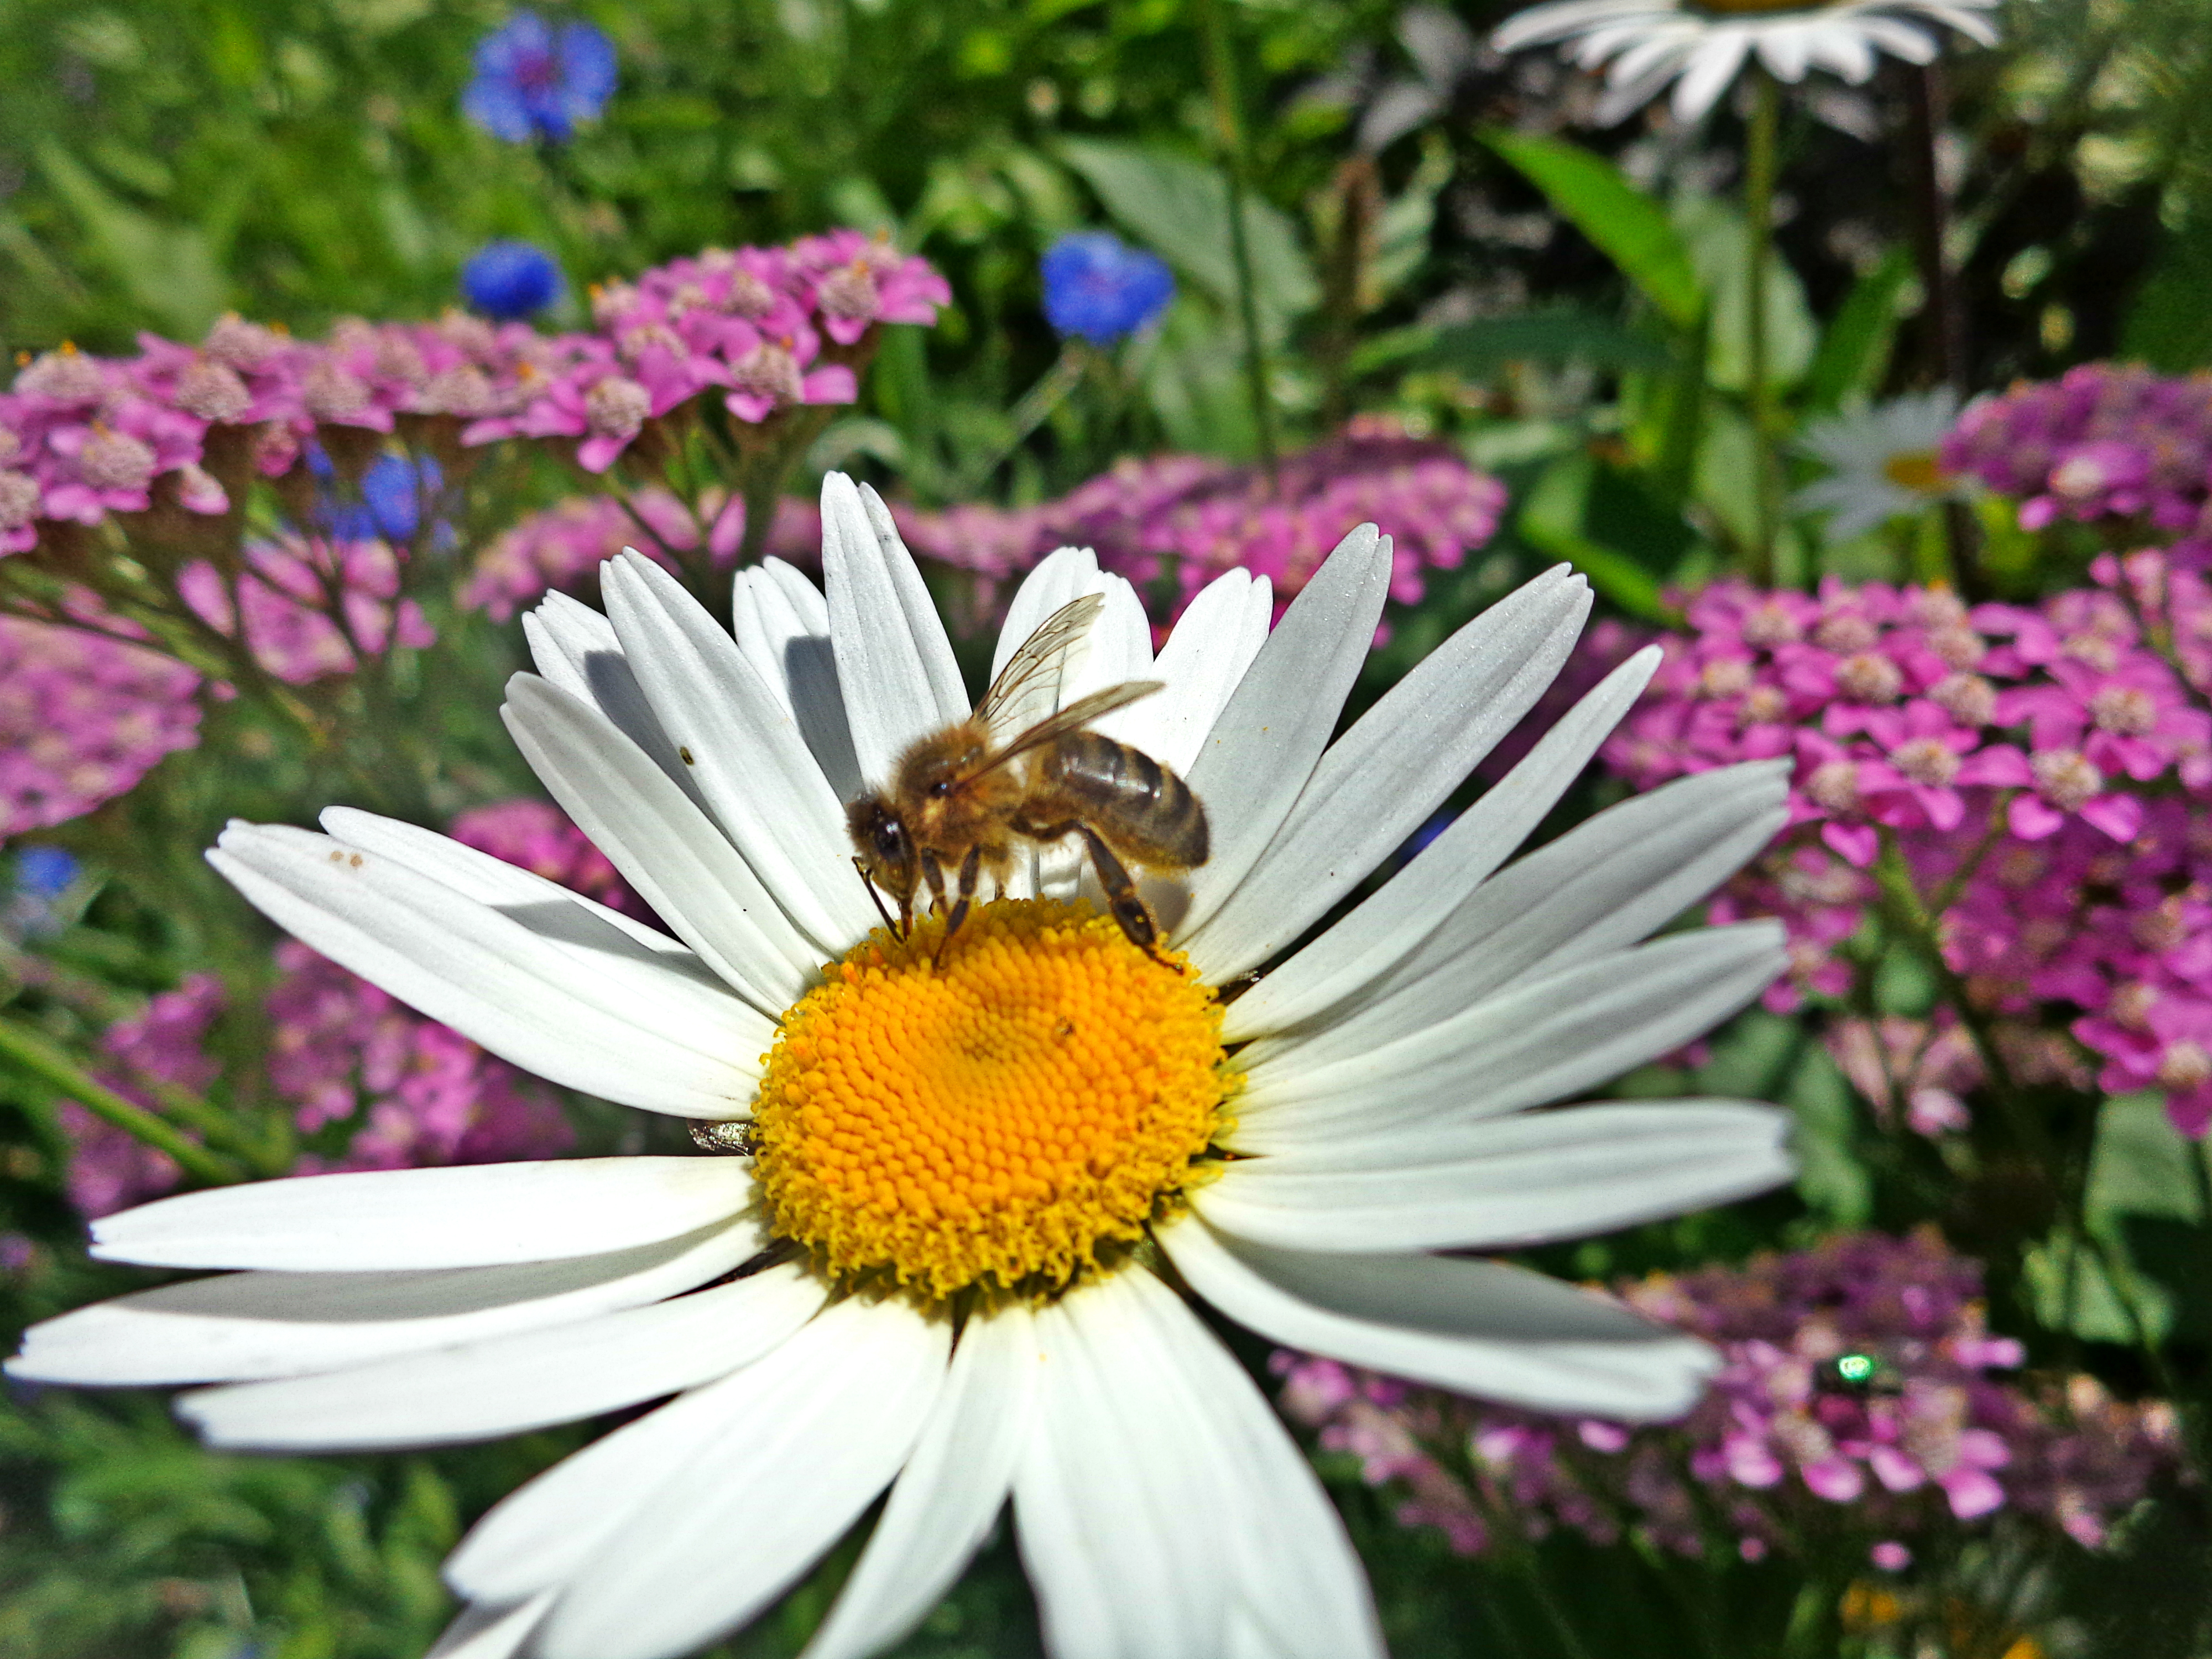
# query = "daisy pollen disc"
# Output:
<box><xmin>751</xmin><ymin>898</ymin><xmax>1234</xmax><ymax>1301</ymax></box>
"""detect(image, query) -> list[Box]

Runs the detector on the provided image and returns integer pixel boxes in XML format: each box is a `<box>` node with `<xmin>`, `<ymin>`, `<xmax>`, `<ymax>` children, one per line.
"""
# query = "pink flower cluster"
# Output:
<box><xmin>1602</xmin><ymin>557</ymin><xmax>2212</xmax><ymax>1134</ymax></box>
<box><xmin>462</xmin><ymin>487</ymin><xmax>822</xmax><ymax>620</ymax></box>
<box><xmin>898</xmin><ymin>429</ymin><xmax>1507</xmax><ymax>616</ymax></box>
<box><xmin>268</xmin><ymin>938</ymin><xmax>572</xmax><ymax>1173</ymax></box>
<box><xmin>178</xmin><ymin>534</ymin><xmax>436</xmax><ymax>683</ymax></box>
<box><xmin>0</xmin><ymin>615</ymin><xmax>202</xmax><ymax>838</ymax></box>
<box><xmin>1943</xmin><ymin>364</ymin><xmax>2212</xmax><ymax>540</ymax></box>
<box><xmin>462</xmin><ymin>232</ymin><xmax>948</xmax><ymax>473</ymax></box>
<box><xmin>0</xmin><ymin>232</ymin><xmax>946</xmax><ymax>551</ymax></box>
<box><xmin>1276</xmin><ymin>1230</ymin><xmax>2180</xmax><ymax>1566</ymax></box>
<box><xmin>56</xmin><ymin>974</ymin><xmax>226</xmax><ymax>1217</ymax></box>
<box><xmin>54</xmin><ymin>798</ymin><xmax>638</xmax><ymax>1211</ymax></box>
<box><xmin>1</xmin><ymin>317</ymin><xmax>549</xmax><ymax>552</ymax></box>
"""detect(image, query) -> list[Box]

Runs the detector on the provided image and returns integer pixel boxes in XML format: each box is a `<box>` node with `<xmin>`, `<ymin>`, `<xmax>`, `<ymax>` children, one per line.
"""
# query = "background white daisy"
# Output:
<box><xmin>1492</xmin><ymin>0</ymin><xmax>2002</xmax><ymax>125</ymax></box>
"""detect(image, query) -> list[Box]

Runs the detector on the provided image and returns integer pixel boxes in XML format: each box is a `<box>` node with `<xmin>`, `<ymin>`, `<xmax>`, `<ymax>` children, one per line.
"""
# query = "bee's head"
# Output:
<box><xmin>846</xmin><ymin>792</ymin><xmax>917</xmax><ymax>908</ymax></box>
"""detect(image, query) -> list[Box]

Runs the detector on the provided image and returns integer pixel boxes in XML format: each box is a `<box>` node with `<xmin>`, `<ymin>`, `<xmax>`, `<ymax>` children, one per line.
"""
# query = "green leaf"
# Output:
<box><xmin>1414</xmin><ymin>311</ymin><xmax>1673</xmax><ymax>377</ymax></box>
<box><xmin>35</xmin><ymin>142</ymin><xmax>226</xmax><ymax>336</ymax></box>
<box><xmin>2123</xmin><ymin>208</ymin><xmax>2212</xmax><ymax>370</ymax></box>
<box><xmin>1517</xmin><ymin>453</ymin><xmax>1669</xmax><ymax>621</ymax></box>
<box><xmin>1672</xmin><ymin>195</ymin><xmax>1815</xmax><ymax>394</ymax></box>
<box><xmin>1057</xmin><ymin>138</ymin><xmax>1318</xmax><ymax>331</ymax></box>
<box><xmin>1483</xmin><ymin>131</ymin><xmax>1704</xmax><ymax>332</ymax></box>
<box><xmin>1805</xmin><ymin>247</ymin><xmax>1914</xmax><ymax>413</ymax></box>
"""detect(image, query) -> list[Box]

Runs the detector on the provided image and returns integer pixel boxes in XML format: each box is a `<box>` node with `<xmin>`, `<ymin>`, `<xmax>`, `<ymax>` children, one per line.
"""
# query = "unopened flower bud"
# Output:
<box><xmin>16</xmin><ymin>343</ymin><xmax>106</xmax><ymax>405</ymax></box>
<box><xmin>304</xmin><ymin>360</ymin><xmax>372</xmax><ymax>421</ymax></box>
<box><xmin>2089</xmin><ymin>684</ymin><xmax>2158</xmax><ymax>737</ymax></box>
<box><xmin>729</xmin><ymin>342</ymin><xmax>803</xmax><ymax>405</ymax></box>
<box><xmin>816</xmin><ymin>264</ymin><xmax>880</xmax><ymax>323</ymax></box>
<box><xmin>1931</xmin><ymin>672</ymin><xmax>1996</xmax><ymax>727</ymax></box>
<box><xmin>77</xmin><ymin>428</ymin><xmax>156</xmax><ymax>493</ymax></box>
<box><xmin>174</xmin><ymin>359</ymin><xmax>252</xmax><ymax>422</ymax></box>
<box><xmin>1815</xmin><ymin>612</ymin><xmax>1879</xmax><ymax>653</ymax></box>
<box><xmin>2157</xmin><ymin>1040</ymin><xmax>2212</xmax><ymax>1091</ymax></box>
<box><xmin>1891</xmin><ymin>737</ymin><xmax>1960</xmax><ymax>788</ymax></box>
<box><xmin>0</xmin><ymin>469</ymin><xmax>40</xmax><ymax>529</ymax></box>
<box><xmin>1835</xmin><ymin>651</ymin><xmax>1903</xmax><ymax>703</ymax></box>
<box><xmin>584</xmin><ymin>375</ymin><xmax>651</xmax><ymax>440</ymax></box>
<box><xmin>2030</xmin><ymin>747</ymin><xmax>2102</xmax><ymax>811</ymax></box>
<box><xmin>1807</xmin><ymin>760</ymin><xmax>1861</xmax><ymax>813</ymax></box>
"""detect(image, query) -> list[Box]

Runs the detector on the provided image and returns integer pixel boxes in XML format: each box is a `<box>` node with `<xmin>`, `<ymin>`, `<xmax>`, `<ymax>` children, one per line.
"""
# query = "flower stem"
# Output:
<box><xmin>1743</xmin><ymin>67</ymin><xmax>1784</xmax><ymax>585</ymax></box>
<box><xmin>1199</xmin><ymin>0</ymin><xmax>1278</xmax><ymax>483</ymax></box>
<box><xmin>0</xmin><ymin>1012</ymin><xmax>241</xmax><ymax>1186</ymax></box>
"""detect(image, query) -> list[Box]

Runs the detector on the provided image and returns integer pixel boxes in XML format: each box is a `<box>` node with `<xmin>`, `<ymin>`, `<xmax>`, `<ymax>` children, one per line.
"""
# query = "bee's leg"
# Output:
<box><xmin>934</xmin><ymin>845</ymin><xmax>984</xmax><ymax>969</ymax></box>
<box><xmin>853</xmin><ymin>856</ymin><xmax>904</xmax><ymax>939</ymax></box>
<box><xmin>1077</xmin><ymin>826</ymin><xmax>1169</xmax><ymax>963</ymax></box>
<box><xmin>919</xmin><ymin>849</ymin><xmax>948</xmax><ymax>918</ymax></box>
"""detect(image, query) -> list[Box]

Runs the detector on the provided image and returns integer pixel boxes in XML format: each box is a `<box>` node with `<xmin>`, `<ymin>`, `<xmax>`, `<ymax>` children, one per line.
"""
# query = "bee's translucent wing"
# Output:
<box><xmin>977</xmin><ymin>593</ymin><xmax>1104</xmax><ymax>749</ymax></box>
<box><xmin>957</xmin><ymin>682</ymin><xmax>1167</xmax><ymax>783</ymax></box>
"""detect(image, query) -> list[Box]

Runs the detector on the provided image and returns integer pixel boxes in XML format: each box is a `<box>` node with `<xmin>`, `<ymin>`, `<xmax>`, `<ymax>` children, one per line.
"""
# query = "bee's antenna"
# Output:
<box><xmin>853</xmin><ymin>856</ymin><xmax>904</xmax><ymax>940</ymax></box>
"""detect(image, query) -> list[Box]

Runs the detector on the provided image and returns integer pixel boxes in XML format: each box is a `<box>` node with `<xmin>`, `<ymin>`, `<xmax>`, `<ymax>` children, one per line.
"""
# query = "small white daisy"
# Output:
<box><xmin>1794</xmin><ymin>387</ymin><xmax>1962</xmax><ymax>539</ymax></box>
<box><xmin>1492</xmin><ymin>0</ymin><xmax>2000</xmax><ymax>126</ymax></box>
<box><xmin>11</xmin><ymin>474</ymin><xmax>1798</xmax><ymax>1659</ymax></box>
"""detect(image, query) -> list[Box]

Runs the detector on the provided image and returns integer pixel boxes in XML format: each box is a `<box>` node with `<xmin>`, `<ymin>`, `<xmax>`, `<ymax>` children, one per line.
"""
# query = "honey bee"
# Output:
<box><xmin>846</xmin><ymin>592</ymin><xmax>1209</xmax><ymax>961</ymax></box>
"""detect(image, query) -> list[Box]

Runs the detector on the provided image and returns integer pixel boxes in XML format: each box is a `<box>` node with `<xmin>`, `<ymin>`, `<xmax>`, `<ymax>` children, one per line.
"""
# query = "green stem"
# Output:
<box><xmin>953</xmin><ymin>342</ymin><xmax>1089</xmax><ymax>498</ymax></box>
<box><xmin>1743</xmin><ymin>68</ymin><xmax>1783</xmax><ymax>585</ymax></box>
<box><xmin>0</xmin><ymin>1013</ymin><xmax>241</xmax><ymax>1187</ymax></box>
<box><xmin>1199</xmin><ymin>0</ymin><xmax>1277</xmax><ymax>482</ymax></box>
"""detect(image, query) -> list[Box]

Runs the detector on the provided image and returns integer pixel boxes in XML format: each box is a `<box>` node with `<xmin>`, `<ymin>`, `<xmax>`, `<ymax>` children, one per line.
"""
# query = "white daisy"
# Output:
<box><xmin>9</xmin><ymin>473</ymin><xmax>1799</xmax><ymax>1659</ymax></box>
<box><xmin>1492</xmin><ymin>0</ymin><xmax>2001</xmax><ymax>126</ymax></box>
<box><xmin>1794</xmin><ymin>387</ymin><xmax>1962</xmax><ymax>539</ymax></box>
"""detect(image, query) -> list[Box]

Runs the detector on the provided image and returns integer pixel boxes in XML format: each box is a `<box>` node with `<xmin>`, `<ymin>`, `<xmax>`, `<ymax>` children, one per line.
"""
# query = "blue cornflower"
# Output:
<box><xmin>314</xmin><ymin>452</ymin><xmax>443</xmax><ymax>541</ymax></box>
<box><xmin>1040</xmin><ymin>231</ymin><xmax>1176</xmax><ymax>345</ymax></box>
<box><xmin>463</xmin><ymin>11</ymin><xmax>618</xmax><ymax>144</ymax></box>
<box><xmin>462</xmin><ymin>240</ymin><xmax>565</xmax><ymax>320</ymax></box>
<box><xmin>13</xmin><ymin>846</ymin><xmax>79</xmax><ymax>901</ymax></box>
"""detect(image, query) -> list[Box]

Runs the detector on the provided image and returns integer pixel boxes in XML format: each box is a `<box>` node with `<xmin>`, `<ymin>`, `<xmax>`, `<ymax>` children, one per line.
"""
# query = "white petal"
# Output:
<box><xmin>7</xmin><ymin>1218</ymin><xmax>760</xmax><ymax>1386</ymax></box>
<box><xmin>1198</xmin><ymin>1101</ymin><xmax>1794</xmax><ymax>1253</ymax></box>
<box><xmin>1138</xmin><ymin>1298</ymin><xmax>1385</xmax><ymax>1659</ymax></box>
<box><xmin>1670</xmin><ymin>29</ymin><xmax>1749</xmax><ymax>123</ymax></box>
<box><xmin>1182</xmin><ymin>568</ymin><xmax>1590</xmax><ymax>979</ymax></box>
<box><xmin>1162</xmin><ymin>1219</ymin><xmax>1717</xmax><ymax>1420</ymax></box>
<box><xmin>822</xmin><ymin>473</ymin><xmax>969</xmax><ymax>786</ymax></box>
<box><xmin>1121</xmin><ymin>568</ymin><xmax>1273</xmax><ymax>777</ymax></box>
<box><xmin>426</xmin><ymin>1594</ymin><xmax>554</xmax><ymax>1659</ymax></box>
<box><xmin>601</xmin><ymin>554</ymin><xmax>877</xmax><ymax>950</ymax></box>
<box><xmin>209</xmin><ymin>822</ymin><xmax>759</xmax><ymax>1118</ymax></box>
<box><xmin>1224</xmin><ymin>646</ymin><xmax>1661</xmax><ymax>1042</ymax></box>
<box><xmin>503</xmin><ymin>674</ymin><xmax>819</xmax><ymax>1015</ymax></box>
<box><xmin>87</xmin><ymin>1157</ymin><xmax>757</xmax><ymax>1271</ymax></box>
<box><xmin>1015</xmin><ymin>1271</ymin><xmax>1382</xmax><ymax>1659</ymax></box>
<box><xmin>1014</xmin><ymin>1271</ymin><xmax>1226</xmax><ymax>1659</ymax></box>
<box><xmin>1234</xmin><ymin>924</ymin><xmax>1786</xmax><ymax>1150</ymax></box>
<box><xmin>731</xmin><ymin>557</ymin><xmax>863</xmax><ymax>802</ymax></box>
<box><xmin>1240</xmin><ymin>760</ymin><xmax>1787</xmax><ymax>1067</ymax></box>
<box><xmin>1176</xmin><ymin>526</ymin><xmax>1390</xmax><ymax>943</ymax></box>
<box><xmin>316</xmin><ymin>806</ymin><xmax>758</xmax><ymax>1008</ymax></box>
<box><xmin>536</xmin><ymin>1297</ymin><xmax>948</xmax><ymax>1659</ymax></box>
<box><xmin>989</xmin><ymin>547</ymin><xmax>1121</xmax><ymax>685</ymax></box>
<box><xmin>179</xmin><ymin>1261</ymin><xmax>823</xmax><ymax>1451</ymax></box>
<box><xmin>802</xmin><ymin>1305</ymin><xmax>1040</xmax><ymax>1659</ymax></box>
<box><xmin>523</xmin><ymin>593</ymin><xmax>703</xmax><ymax>810</ymax></box>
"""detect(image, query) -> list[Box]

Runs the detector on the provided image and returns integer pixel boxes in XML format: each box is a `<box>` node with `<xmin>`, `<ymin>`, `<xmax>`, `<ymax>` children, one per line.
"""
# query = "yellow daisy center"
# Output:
<box><xmin>1882</xmin><ymin>450</ymin><xmax>1946</xmax><ymax>494</ymax></box>
<box><xmin>751</xmin><ymin>899</ymin><xmax>1234</xmax><ymax>1303</ymax></box>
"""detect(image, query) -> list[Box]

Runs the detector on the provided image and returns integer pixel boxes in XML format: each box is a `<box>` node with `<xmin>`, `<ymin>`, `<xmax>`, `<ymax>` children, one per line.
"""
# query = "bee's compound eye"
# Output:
<box><xmin>875</xmin><ymin>817</ymin><xmax>911</xmax><ymax>862</ymax></box>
